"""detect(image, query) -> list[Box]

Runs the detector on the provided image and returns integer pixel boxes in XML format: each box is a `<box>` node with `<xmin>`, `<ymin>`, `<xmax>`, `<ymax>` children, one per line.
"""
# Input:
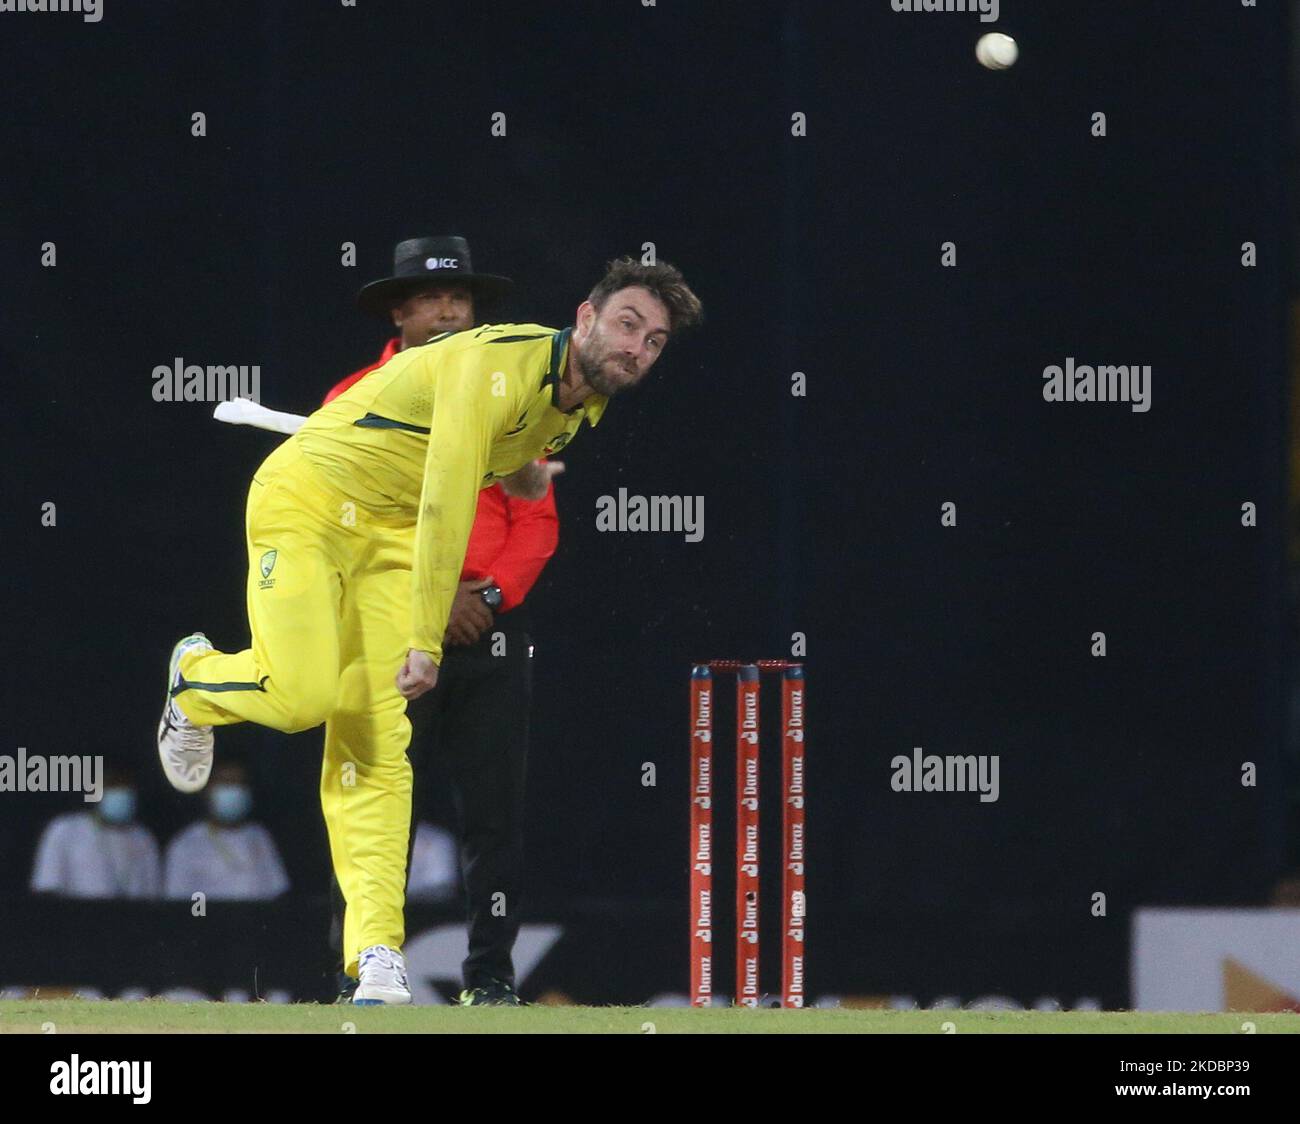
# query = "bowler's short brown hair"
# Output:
<box><xmin>588</xmin><ymin>257</ymin><xmax>703</xmax><ymax>334</ymax></box>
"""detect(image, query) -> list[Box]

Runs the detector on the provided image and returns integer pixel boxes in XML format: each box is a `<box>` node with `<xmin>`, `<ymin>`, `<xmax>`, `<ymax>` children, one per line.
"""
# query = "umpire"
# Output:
<box><xmin>327</xmin><ymin>235</ymin><xmax>559</xmax><ymax>1006</ymax></box>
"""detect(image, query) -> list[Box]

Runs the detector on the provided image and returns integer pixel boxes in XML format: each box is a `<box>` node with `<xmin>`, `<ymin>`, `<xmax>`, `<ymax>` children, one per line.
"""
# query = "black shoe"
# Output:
<box><xmin>335</xmin><ymin>973</ymin><xmax>358</xmax><ymax>1004</ymax></box>
<box><xmin>458</xmin><ymin>979</ymin><xmax>525</xmax><ymax>1007</ymax></box>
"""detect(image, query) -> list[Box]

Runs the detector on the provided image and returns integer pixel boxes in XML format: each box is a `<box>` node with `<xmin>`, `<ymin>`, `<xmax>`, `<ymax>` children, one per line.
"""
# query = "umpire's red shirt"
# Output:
<box><xmin>324</xmin><ymin>338</ymin><xmax>559</xmax><ymax>614</ymax></box>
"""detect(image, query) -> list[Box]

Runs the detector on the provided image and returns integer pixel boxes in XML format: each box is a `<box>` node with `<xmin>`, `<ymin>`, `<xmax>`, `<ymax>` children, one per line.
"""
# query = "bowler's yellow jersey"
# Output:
<box><xmin>295</xmin><ymin>324</ymin><xmax>605</xmax><ymax>659</ymax></box>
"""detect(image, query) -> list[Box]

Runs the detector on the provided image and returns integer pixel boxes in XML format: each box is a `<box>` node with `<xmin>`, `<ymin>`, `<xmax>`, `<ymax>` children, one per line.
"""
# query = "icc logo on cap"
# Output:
<box><xmin>425</xmin><ymin>257</ymin><xmax>459</xmax><ymax>270</ymax></box>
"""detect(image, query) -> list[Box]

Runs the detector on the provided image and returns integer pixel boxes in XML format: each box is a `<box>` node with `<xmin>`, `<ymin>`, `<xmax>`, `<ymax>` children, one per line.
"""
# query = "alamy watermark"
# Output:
<box><xmin>50</xmin><ymin>1056</ymin><xmax>150</xmax><ymax>1104</ymax></box>
<box><xmin>0</xmin><ymin>748</ymin><xmax>103</xmax><ymax>802</ymax></box>
<box><xmin>891</xmin><ymin>747</ymin><xmax>999</xmax><ymax>803</ymax></box>
<box><xmin>0</xmin><ymin>0</ymin><xmax>102</xmax><ymax>22</ymax></box>
<box><xmin>152</xmin><ymin>358</ymin><xmax>261</xmax><ymax>403</ymax></box>
<box><xmin>1042</xmin><ymin>358</ymin><xmax>1151</xmax><ymax>413</ymax></box>
<box><xmin>596</xmin><ymin>488</ymin><xmax>704</xmax><ymax>542</ymax></box>
<box><xmin>891</xmin><ymin>0</ymin><xmax>999</xmax><ymax>23</ymax></box>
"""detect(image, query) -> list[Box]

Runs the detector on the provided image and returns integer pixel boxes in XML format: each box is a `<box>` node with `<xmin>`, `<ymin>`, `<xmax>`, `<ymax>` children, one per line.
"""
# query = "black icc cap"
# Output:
<box><xmin>356</xmin><ymin>236</ymin><xmax>512</xmax><ymax>318</ymax></box>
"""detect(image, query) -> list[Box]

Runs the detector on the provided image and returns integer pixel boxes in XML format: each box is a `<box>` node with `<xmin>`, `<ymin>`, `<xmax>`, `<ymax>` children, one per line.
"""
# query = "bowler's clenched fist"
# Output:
<box><xmin>396</xmin><ymin>649</ymin><xmax>439</xmax><ymax>700</ymax></box>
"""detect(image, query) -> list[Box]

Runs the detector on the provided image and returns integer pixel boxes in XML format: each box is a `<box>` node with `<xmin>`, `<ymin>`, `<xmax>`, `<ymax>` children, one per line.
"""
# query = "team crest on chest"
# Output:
<box><xmin>258</xmin><ymin>549</ymin><xmax>278</xmax><ymax>589</ymax></box>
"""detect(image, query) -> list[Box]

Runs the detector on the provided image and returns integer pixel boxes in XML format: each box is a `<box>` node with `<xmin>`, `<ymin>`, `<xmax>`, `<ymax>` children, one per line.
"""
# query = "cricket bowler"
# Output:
<box><xmin>155</xmin><ymin>257</ymin><xmax>703</xmax><ymax>1003</ymax></box>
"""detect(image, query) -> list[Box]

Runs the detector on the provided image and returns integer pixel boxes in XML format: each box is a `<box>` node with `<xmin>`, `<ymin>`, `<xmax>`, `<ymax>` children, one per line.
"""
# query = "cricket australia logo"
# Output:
<box><xmin>258</xmin><ymin>549</ymin><xmax>278</xmax><ymax>590</ymax></box>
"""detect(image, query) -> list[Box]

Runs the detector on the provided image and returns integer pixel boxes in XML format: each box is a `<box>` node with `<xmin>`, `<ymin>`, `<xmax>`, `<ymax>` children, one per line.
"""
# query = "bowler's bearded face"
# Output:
<box><xmin>573</xmin><ymin>287</ymin><xmax>671</xmax><ymax>396</ymax></box>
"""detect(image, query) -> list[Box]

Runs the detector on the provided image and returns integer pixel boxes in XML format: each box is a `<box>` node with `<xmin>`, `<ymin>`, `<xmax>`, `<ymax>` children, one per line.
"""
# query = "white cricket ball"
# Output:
<box><xmin>975</xmin><ymin>32</ymin><xmax>1019</xmax><ymax>71</ymax></box>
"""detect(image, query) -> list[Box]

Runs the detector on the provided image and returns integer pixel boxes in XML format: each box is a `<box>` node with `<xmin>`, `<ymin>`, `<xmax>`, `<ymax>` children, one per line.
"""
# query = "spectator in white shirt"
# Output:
<box><xmin>30</xmin><ymin>764</ymin><xmax>161</xmax><ymax>899</ymax></box>
<box><xmin>163</xmin><ymin>762</ymin><xmax>289</xmax><ymax>901</ymax></box>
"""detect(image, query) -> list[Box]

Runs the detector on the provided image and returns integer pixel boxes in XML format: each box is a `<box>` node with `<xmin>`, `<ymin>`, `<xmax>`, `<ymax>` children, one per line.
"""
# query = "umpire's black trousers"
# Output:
<box><xmin>330</xmin><ymin>618</ymin><xmax>533</xmax><ymax>991</ymax></box>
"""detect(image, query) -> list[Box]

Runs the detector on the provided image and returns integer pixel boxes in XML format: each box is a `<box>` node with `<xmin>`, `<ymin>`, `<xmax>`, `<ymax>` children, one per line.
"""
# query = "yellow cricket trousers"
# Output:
<box><xmin>173</xmin><ymin>438</ymin><xmax>414</xmax><ymax>976</ymax></box>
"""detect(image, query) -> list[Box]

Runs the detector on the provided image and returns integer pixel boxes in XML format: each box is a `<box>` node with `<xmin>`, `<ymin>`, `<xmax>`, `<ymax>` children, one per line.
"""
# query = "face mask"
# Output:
<box><xmin>208</xmin><ymin>784</ymin><xmax>252</xmax><ymax>825</ymax></box>
<box><xmin>98</xmin><ymin>787</ymin><xmax>136</xmax><ymax>826</ymax></box>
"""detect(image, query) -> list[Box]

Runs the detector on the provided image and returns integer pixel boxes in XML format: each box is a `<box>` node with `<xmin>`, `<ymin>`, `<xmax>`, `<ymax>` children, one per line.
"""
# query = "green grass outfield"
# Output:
<box><xmin>1</xmin><ymin>1000</ymin><xmax>1297</xmax><ymax>1034</ymax></box>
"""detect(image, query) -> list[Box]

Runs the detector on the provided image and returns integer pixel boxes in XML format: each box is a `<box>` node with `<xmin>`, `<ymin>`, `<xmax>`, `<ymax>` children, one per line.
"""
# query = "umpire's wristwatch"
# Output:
<box><xmin>479</xmin><ymin>584</ymin><xmax>503</xmax><ymax>613</ymax></box>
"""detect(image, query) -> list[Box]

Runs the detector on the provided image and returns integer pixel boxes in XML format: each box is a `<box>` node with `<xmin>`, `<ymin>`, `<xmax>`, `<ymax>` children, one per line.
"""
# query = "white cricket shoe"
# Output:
<box><xmin>157</xmin><ymin>632</ymin><xmax>215</xmax><ymax>794</ymax></box>
<box><xmin>352</xmin><ymin>945</ymin><xmax>412</xmax><ymax>1006</ymax></box>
